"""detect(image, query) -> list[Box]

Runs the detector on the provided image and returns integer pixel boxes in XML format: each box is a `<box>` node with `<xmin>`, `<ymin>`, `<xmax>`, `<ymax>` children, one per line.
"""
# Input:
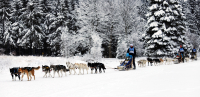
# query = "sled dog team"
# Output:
<box><xmin>10</xmin><ymin>62</ymin><xmax>106</xmax><ymax>81</ymax></box>
<box><xmin>137</xmin><ymin>57</ymin><xmax>193</xmax><ymax>67</ymax></box>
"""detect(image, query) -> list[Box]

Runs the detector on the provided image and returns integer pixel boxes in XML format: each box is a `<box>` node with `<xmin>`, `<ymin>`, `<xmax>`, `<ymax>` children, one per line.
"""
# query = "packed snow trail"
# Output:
<box><xmin>0</xmin><ymin>56</ymin><xmax>199</xmax><ymax>97</ymax></box>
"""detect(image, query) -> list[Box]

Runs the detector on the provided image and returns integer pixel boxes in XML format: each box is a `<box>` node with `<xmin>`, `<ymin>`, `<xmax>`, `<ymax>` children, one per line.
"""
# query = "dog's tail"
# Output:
<box><xmin>33</xmin><ymin>66</ymin><xmax>40</xmax><ymax>70</ymax></box>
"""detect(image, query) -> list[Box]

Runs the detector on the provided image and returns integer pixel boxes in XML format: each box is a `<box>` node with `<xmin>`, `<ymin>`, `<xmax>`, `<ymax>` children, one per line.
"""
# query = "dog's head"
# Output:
<box><xmin>18</xmin><ymin>68</ymin><xmax>23</xmax><ymax>73</ymax></box>
<box><xmin>42</xmin><ymin>65</ymin><xmax>49</xmax><ymax>71</ymax></box>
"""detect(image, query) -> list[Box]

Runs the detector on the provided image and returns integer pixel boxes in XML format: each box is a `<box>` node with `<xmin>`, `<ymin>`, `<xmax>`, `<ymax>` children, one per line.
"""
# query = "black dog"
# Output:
<box><xmin>88</xmin><ymin>63</ymin><xmax>98</xmax><ymax>74</ymax></box>
<box><xmin>153</xmin><ymin>59</ymin><xmax>161</xmax><ymax>65</ymax></box>
<box><xmin>50</xmin><ymin>65</ymin><xmax>69</xmax><ymax>77</ymax></box>
<box><xmin>42</xmin><ymin>65</ymin><xmax>52</xmax><ymax>78</ymax></box>
<box><xmin>96</xmin><ymin>63</ymin><xmax>106</xmax><ymax>73</ymax></box>
<box><xmin>10</xmin><ymin>67</ymin><xmax>21</xmax><ymax>81</ymax></box>
<box><xmin>147</xmin><ymin>58</ymin><xmax>153</xmax><ymax>66</ymax></box>
<box><xmin>88</xmin><ymin>62</ymin><xmax>106</xmax><ymax>73</ymax></box>
<box><xmin>57</xmin><ymin>65</ymin><xmax>69</xmax><ymax>72</ymax></box>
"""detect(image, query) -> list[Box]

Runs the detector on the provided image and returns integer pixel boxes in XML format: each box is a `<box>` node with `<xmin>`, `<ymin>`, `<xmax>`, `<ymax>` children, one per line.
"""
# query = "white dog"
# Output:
<box><xmin>165</xmin><ymin>58</ymin><xmax>173</xmax><ymax>65</ymax></box>
<box><xmin>66</xmin><ymin>62</ymin><xmax>77</xmax><ymax>75</ymax></box>
<box><xmin>80</xmin><ymin>63</ymin><xmax>89</xmax><ymax>74</ymax></box>
<box><xmin>137</xmin><ymin>59</ymin><xmax>147</xmax><ymax>67</ymax></box>
<box><xmin>185</xmin><ymin>57</ymin><xmax>190</xmax><ymax>62</ymax></box>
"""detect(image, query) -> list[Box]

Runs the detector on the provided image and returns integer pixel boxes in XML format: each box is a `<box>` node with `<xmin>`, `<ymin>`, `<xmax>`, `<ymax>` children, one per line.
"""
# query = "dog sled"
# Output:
<box><xmin>116</xmin><ymin>54</ymin><xmax>133</xmax><ymax>71</ymax></box>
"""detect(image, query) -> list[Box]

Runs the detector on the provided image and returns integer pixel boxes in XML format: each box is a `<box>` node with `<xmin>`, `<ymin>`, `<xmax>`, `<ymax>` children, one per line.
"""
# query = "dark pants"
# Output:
<box><xmin>130</xmin><ymin>54</ymin><xmax>136</xmax><ymax>69</ymax></box>
<box><xmin>133</xmin><ymin>58</ymin><xmax>136</xmax><ymax>69</ymax></box>
<box><xmin>180</xmin><ymin>52</ymin><xmax>184</xmax><ymax>63</ymax></box>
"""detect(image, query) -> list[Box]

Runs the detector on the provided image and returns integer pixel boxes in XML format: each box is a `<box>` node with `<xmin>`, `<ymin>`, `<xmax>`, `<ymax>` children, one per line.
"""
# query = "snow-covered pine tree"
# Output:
<box><xmin>4</xmin><ymin>0</ymin><xmax>24</xmax><ymax>55</ymax></box>
<box><xmin>46</xmin><ymin>0</ymin><xmax>67</xmax><ymax>56</ymax></box>
<box><xmin>37</xmin><ymin>0</ymin><xmax>55</xmax><ymax>55</ymax></box>
<box><xmin>143</xmin><ymin>0</ymin><xmax>191</xmax><ymax>57</ymax></box>
<box><xmin>67</xmin><ymin>0</ymin><xmax>79</xmax><ymax>34</ymax></box>
<box><xmin>18</xmin><ymin>1</ymin><xmax>45</xmax><ymax>55</ymax></box>
<box><xmin>0</xmin><ymin>0</ymin><xmax>11</xmax><ymax>49</ymax></box>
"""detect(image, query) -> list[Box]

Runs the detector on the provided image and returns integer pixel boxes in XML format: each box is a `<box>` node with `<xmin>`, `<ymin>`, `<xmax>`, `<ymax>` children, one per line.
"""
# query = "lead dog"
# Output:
<box><xmin>18</xmin><ymin>66</ymin><xmax>40</xmax><ymax>81</ymax></box>
<box><xmin>10</xmin><ymin>67</ymin><xmax>21</xmax><ymax>81</ymax></box>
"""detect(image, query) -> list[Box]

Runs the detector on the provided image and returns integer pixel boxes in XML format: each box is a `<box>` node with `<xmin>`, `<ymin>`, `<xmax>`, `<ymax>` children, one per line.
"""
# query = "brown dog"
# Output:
<box><xmin>18</xmin><ymin>66</ymin><xmax>40</xmax><ymax>81</ymax></box>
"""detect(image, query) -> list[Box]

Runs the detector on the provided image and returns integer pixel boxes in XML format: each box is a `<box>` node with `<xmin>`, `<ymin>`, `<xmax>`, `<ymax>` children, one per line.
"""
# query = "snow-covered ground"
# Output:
<box><xmin>0</xmin><ymin>56</ymin><xmax>199</xmax><ymax>97</ymax></box>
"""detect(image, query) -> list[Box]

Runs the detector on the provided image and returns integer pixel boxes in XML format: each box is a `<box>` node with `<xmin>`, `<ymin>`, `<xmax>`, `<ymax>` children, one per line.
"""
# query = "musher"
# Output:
<box><xmin>127</xmin><ymin>44</ymin><xmax>136</xmax><ymax>69</ymax></box>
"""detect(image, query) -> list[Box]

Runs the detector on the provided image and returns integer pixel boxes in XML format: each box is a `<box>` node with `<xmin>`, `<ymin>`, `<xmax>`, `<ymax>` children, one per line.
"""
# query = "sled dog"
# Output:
<box><xmin>80</xmin><ymin>63</ymin><xmax>89</xmax><ymax>74</ymax></box>
<box><xmin>159</xmin><ymin>58</ymin><xmax>164</xmax><ymax>65</ymax></box>
<box><xmin>18</xmin><ymin>66</ymin><xmax>40</xmax><ymax>81</ymax></box>
<box><xmin>185</xmin><ymin>57</ymin><xmax>190</xmax><ymax>62</ymax></box>
<box><xmin>10</xmin><ymin>67</ymin><xmax>21</xmax><ymax>81</ymax></box>
<box><xmin>87</xmin><ymin>62</ymin><xmax>106</xmax><ymax>74</ymax></box>
<box><xmin>147</xmin><ymin>58</ymin><xmax>153</xmax><ymax>66</ymax></box>
<box><xmin>66</xmin><ymin>62</ymin><xmax>78</xmax><ymax>75</ymax></box>
<box><xmin>137</xmin><ymin>60</ymin><xmax>147</xmax><ymax>67</ymax></box>
<box><xmin>153</xmin><ymin>59</ymin><xmax>161</xmax><ymax>66</ymax></box>
<box><xmin>165</xmin><ymin>58</ymin><xmax>173</xmax><ymax>65</ymax></box>
<box><xmin>50</xmin><ymin>65</ymin><xmax>68</xmax><ymax>78</ymax></box>
<box><xmin>42</xmin><ymin>65</ymin><xmax>52</xmax><ymax>78</ymax></box>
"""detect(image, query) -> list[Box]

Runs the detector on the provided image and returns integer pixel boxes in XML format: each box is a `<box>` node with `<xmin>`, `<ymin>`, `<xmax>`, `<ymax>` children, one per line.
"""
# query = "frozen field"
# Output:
<box><xmin>0</xmin><ymin>56</ymin><xmax>200</xmax><ymax>97</ymax></box>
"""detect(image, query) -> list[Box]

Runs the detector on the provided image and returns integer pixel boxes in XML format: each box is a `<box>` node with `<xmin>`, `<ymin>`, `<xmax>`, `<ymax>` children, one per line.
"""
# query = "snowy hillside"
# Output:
<box><xmin>0</xmin><ymin>56</ymin><xmax>200</xmax><ymax>97</ymax></box>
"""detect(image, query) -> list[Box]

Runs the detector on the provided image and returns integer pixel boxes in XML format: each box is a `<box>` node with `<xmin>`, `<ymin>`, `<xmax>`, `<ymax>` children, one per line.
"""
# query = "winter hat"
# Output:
<box><xmin>130</xmin><ymin>44</ymin><xmax>133</xmax><ymax>47</ymax></box>
<box><xmin>180</xmin><ymin>45</ymin><xmax>182</xmax><ymax>48</ymax></box>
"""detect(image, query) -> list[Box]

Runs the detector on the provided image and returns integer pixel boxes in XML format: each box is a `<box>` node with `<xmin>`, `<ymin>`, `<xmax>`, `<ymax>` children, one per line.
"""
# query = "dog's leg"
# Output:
<box><xmin>65</xmin><ymin>70</ymin><xmax>67</xmax><ymax>76</ymax></box>
<box><xmin>53</xmin><ymin>70</ymin><xmax>55</xmax><ymax>78</ymax></box>
<box><xmin>61</xmin><ymin>70</ymin><xmax>63</xmax><ymax>77</ymax></box>
<box><xmin>87</xmin><ymin>68</ymin><xmax>88</xmax><ymax>74</ymax></box>
<box><xmin>18</xmin><ymin>74</ymin><xmax>20</xmax><ymax>81</ymax></box>
<box><xmin>58</xmin><ymin>71</ymin><xmax>60</xmax><ymax>77</ymax></box>
<box><xmin>91</xmin><ymin>68</ymin><xmax>93</xmax><ymax>74</ymax></box>
<box><xmin>73</xmin><ymin>69</ymin><xmax>76</xmax><ymax>75</ymax></box>
<box><xmin>14</xmin><ymin>74</ymin><xmax>17</xmax><ymax>81</ymax></box>
<box><xmin>99</xmin><ymin>68</ymin><xmax>101</xmax><ymax>73</ymax></box>
<box><xmin>49</xmin><ymin>71</ymin><xmax>52</xmax><ymax>77</ymax></box>
<box><xmin>82</xmin><ymin>68</ymin><xmax>84</xmax><ymax>75</ymax></box>
<box><xmin>43</xmin><ymin>72</ymin><xmax>47</xmax><ymax>78</ymax></box>
<box><xmin>78</xmin><ymin>68</ymin><xmax>81</xmax><ymax>75</ymax></box>
<box><xmin>21</xmin><ymin>73</ymin><xmax>24</xmax><ymax>81</ymax></box>
<box><xmin>27</xmin><ymin>73</ymin><xmax>29</xmax><ymax>81</ymax></box>
<box><xmin>29</xmin><ymin>72</ymin><xmax>32</xmax><ymax>81</ymax></box>
<box><xmin>32</xmin><ymin>72</ymin><xmax>35</xmax><ymax>80</ymax></box>
<box><xmin>95</xmin><ymin>68</ymin><xmax>97</xmax><ymax>74</ymax></box>
<box><xmin>69</xmin><ymin>69</ymin><xmax>71</xmax><ymax>75</ymax></box>
<box><xmin>11</xmin><ymin>74</ymin><xmax>14</xmax><ymax>81</ymax></box>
